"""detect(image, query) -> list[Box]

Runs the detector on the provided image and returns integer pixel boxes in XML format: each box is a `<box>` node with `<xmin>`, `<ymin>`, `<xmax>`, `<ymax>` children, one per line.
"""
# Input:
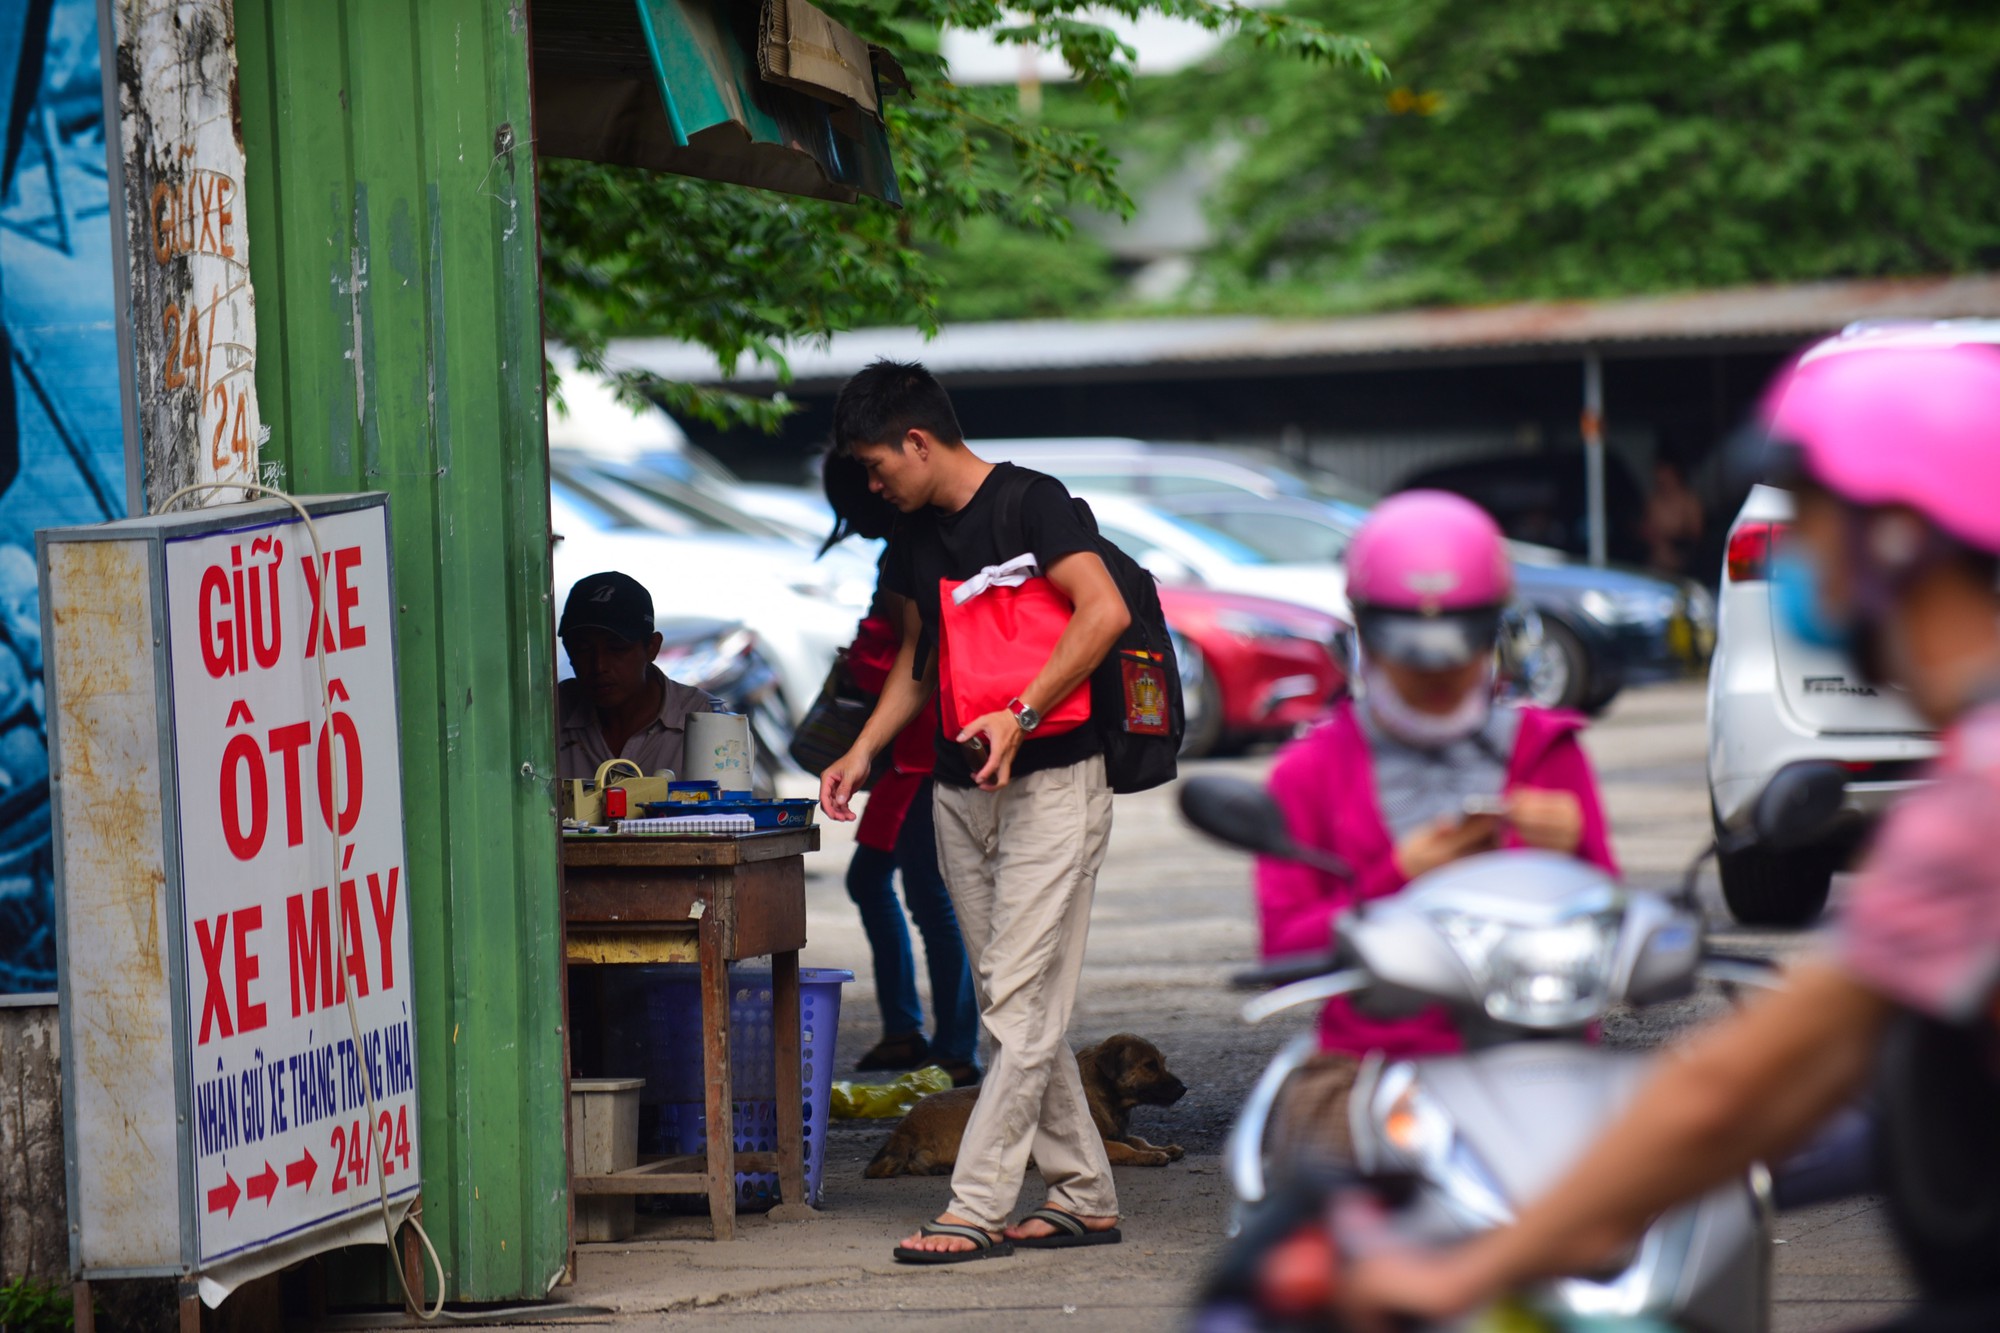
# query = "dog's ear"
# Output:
<box><xmin>1107</xmin><ymin>1034</ymin><xmax>1151</xmax><ymax>1082</ymax></box>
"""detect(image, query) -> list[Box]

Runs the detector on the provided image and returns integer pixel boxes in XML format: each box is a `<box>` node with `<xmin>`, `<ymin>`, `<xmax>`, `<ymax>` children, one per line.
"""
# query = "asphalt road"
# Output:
<box><xmin>563</xmin><ymin>681</ymin><xmax>1916</xmax><ymax>1330</ymax></box>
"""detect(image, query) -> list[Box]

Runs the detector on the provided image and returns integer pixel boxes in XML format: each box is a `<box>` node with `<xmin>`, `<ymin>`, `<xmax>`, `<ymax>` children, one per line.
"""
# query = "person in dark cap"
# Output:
<box><xmin>556</xmin><ymin>571</ymin><xmax>719</xmax><ymax>780</ymax></box>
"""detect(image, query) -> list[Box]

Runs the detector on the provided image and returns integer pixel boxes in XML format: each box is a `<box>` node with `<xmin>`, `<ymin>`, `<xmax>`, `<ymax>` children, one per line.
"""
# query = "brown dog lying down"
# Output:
<box><xmin>865</xmin><ymin>1033</ymin><xmax>1188</xmax><ymax>1178</ymax></box>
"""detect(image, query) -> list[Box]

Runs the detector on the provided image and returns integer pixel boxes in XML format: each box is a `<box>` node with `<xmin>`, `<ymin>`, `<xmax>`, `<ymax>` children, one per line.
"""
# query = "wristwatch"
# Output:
<box><xmin>1007</xmin><ymin>698</ymin><xmax>1042</xmax><ymax>733</ymax></box>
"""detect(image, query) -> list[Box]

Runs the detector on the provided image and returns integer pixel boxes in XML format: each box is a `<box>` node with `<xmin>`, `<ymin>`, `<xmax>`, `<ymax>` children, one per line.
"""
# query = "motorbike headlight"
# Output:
<box><xmin>1433</xmin><ymin>909</ymin><xmax>1621</xmax><ymax>1029</ymax></box>
<box><xmin>1484</xmin><ymin>914</ymin><xmax>1619</xmax><ymax>1027</ymax></box>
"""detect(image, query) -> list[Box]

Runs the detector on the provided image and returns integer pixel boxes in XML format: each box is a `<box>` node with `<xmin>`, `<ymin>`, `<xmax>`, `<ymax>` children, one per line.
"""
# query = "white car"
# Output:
<box><xmin>1707</xmin><ymin>482</ymin><xmax>1937</xmax><ymax>926</ymax></box>
<box><xmin>549</xmin><ymin>480</ymin><xmax>867</xmax><ymax>723</ymax></box>
<box><xmin>978</xmin><ymin>437</ymin><xmax>1381</xmax><ymax>511</ymax></box>
<box><xmin>1073</xmin><ymin>491</ymin><xmax>1355</xmax><ymax>619</ymax></box>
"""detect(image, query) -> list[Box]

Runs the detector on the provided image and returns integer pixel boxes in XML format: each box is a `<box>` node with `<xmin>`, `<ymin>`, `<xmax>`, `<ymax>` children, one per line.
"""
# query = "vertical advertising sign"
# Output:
<box><xmin>0</xmin><ymin>0</ymin><xmax>129</xmax><ymax>1001</ymax></box>
<box><xmin>161</xmin><ymin>503</ymin><xmax>417</xmax><ymax>1266</ymax></box>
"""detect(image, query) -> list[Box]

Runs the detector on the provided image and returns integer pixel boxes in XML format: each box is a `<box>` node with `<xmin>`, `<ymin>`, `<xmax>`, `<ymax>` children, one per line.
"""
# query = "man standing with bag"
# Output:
<box><xmin>819</xmin><ymin>360</ymin><xmax>1132</xmax><ymax>1262</ymax></box>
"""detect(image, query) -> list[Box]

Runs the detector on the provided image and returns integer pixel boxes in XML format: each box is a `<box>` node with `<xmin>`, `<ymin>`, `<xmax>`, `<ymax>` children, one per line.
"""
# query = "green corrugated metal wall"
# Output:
<box><xmin>234</xmin><ymin>0</ymin><xmax>568</xmax><ymax>1301</ymax></box>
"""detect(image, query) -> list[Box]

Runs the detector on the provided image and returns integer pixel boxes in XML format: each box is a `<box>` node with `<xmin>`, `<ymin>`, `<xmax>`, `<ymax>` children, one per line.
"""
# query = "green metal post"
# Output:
<box><xmin>234</xmin><ymin>0</ymin><xmax>567</xmax><ymax>1301</ymax></box>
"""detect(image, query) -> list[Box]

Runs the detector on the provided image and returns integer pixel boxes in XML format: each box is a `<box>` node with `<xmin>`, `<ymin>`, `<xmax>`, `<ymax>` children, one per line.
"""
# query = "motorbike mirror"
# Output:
<box><xmin>1177</xmin><ymin>777</ymin><xmax>1351</xmax><ymax>877</ymax></box>
<box><xmin>1752</xmin><ymin>761</ymin><xmax>1848</xmax><ymax>851</ymax></box>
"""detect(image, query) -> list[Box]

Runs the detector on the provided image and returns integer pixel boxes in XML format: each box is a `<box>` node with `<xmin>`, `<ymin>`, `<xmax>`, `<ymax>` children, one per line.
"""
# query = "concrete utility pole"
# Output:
<box><xmin>109</xmin><ymin>0</ymin><xmax>264</xmax><ymax>511</ymax></box>
<box><xmin>1583</xmin><ymin>351</ymin><xmax>1607</xmax><ymax>567</ymax></box>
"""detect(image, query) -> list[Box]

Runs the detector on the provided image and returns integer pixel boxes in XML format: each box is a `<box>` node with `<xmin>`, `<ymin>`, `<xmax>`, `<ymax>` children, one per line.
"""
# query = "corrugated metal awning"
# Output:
<box><xmin>533</xmin><ymin>0</ymin><xmax>901</xmax><ymax>206</ymax></box>
<box><xmin>603</xmin><ymin>273</ymin><xmax>2000</xmax><ymax>388</ymax></box>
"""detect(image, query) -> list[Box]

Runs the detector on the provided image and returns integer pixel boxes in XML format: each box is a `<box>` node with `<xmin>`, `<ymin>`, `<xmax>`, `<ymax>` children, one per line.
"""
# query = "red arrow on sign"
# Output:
<box><xmin>247</xmin><ymin>1161</ymin><xmax>279</xmax><ymax>1205</ymax></box>
<box><xmin>285</xmin><ymin>1147</ymin><xmax>317</xmax><ymax>1191</ymax></box>
<box><xmin>206</xmin><ymin>1173</ymin><xmax>240</xmax><ymax>1217</ymax></box>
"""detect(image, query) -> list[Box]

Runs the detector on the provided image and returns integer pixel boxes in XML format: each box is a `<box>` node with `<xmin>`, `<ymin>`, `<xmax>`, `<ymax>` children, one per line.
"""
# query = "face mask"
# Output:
<box><xmin>1361</xmin><ymin>656</ymin><xmax>1494</xmax><ymax>750</ymax></box>
<box><xmin>1771</xmin><ymin>547</ymin><xmax>1853</xmax><ymax>654</ymax></box>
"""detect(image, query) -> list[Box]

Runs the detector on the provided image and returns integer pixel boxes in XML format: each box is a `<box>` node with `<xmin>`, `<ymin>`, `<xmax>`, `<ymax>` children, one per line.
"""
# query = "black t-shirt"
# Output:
<box><xmin>881</xmin><ymin>463</ymin><xmax>1104</xmax><ymax>787</ymax></box>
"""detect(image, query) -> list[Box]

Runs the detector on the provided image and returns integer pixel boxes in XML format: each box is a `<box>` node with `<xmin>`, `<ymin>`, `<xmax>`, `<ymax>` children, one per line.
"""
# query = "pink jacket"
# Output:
<box><xmin>1257</xmin><ymin>701</ymin><xmax>1619</xmax><ymax>1057</ymax></box>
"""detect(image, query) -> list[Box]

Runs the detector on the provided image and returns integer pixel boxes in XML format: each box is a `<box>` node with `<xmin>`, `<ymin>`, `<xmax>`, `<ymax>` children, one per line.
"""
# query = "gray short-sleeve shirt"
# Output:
<box><xmin>556</xmin><ymin>665</ymin><xmax>721</xmax><ymax>781</ymax></box>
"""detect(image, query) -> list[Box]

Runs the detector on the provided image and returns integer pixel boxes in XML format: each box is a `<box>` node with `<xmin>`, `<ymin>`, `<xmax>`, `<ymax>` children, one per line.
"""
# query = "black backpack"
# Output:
<box><xmin>990</xmin><ymin>467</ymin><xmax>1183</xmax><ymax>794</ymax></box>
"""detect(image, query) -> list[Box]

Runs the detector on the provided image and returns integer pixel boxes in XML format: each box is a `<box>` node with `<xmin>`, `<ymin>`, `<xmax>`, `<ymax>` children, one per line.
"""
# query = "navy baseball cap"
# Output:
<box><xmin>559</xmin><ymin>571</ymin><xmax>655</xmax><ymax>643</ymax></box>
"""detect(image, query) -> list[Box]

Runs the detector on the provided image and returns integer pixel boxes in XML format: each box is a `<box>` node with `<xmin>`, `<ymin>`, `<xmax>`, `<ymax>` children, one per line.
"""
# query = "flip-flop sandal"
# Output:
<box><xmin>893</xmin><ymin>1221</ymin><xmax>1015</xmax><ymax>1265</ymax></box>
<box><xmin>1010</xmin><ymin>1207</ymin><xmax>1123</xmax><ymax>1249</ymax></box>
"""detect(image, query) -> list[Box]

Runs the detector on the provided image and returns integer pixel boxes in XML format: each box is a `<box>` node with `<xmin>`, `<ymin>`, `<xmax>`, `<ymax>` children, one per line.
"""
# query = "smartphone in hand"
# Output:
<box><xmin>1460</xmin><ymin>794</ymin><xmax>1510</xmax><ymax>820</ymax></box>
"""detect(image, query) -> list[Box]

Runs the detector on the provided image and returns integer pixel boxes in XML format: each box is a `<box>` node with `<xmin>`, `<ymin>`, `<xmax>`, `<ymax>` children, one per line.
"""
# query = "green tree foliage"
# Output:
<box><xmin>536</xmin><ymin>2</ymin><xmax>1382</xmax><ymax>428</ymax></box>
<box><xmin>1176</xmin><ymin>0</ymin><xmax>2000</xmax><ymax>311</ymax></box>
<box><xmin>923</xmin><ymin>214</ymin><xmax>1121</xmax><ymax>322</ymax></box>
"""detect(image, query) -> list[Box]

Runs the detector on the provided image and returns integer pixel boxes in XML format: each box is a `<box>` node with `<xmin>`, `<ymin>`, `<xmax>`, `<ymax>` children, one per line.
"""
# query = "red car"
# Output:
<box><xmin>1159</xmin><ymin>585</ymin><xmax>1348</xmax><ymax>758</ymax></box>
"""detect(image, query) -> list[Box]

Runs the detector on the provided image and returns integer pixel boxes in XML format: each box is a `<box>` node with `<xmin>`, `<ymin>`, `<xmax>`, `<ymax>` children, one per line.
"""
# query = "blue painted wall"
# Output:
<box><xmin>0</xmin><ymin>0</ymin><xmax>127</xmax><ymax>998</ymax></box>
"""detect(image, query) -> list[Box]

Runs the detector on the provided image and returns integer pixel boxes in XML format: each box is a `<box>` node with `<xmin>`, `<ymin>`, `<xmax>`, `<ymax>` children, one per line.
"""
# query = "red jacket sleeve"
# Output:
<box><xmin>1256</xmin><ymin>740</ymin><xmax>1407</xmax><ymax>959</ymax></box>
<box><xmin>844</xmin><ymin>613</ymin><xmax>901</xmax><ymax>696</ymax></box>
<box><xmin>1522</xmin><ymin>728</ymin><xmax>1620</xmax><ymax>879</ymax></box>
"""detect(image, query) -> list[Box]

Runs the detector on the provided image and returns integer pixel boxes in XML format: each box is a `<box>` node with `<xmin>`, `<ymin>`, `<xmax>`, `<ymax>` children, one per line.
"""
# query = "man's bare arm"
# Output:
<box><xmin>960</xmin><ymin>548</ymin><xmax>1130</xmax><ymax>789</ymax></box>
<box><xmin>1353</xmin><ymin>962</ymin><xmax>1893</xmax><ymax>1319</ymax></box>
<box><xmin>1019</xmin><ymin>549</ymin><xmax>1130</xmax><ymax>718</ymax></box>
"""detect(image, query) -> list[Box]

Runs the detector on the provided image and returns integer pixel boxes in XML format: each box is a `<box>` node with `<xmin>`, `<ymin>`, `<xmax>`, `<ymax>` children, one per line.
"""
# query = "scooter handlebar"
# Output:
<box><xmin>1231</xmin><ymin>951</ymin><xmax>1344</xmax><ymax>991</ymax></box>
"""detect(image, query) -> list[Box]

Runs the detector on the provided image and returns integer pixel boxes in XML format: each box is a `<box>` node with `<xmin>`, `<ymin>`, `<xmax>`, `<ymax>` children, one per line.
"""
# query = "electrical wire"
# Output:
<box><xmin>156</xmin><ymin>483</ymin><xmax>446</xmax><ymax>1321</ymax></box>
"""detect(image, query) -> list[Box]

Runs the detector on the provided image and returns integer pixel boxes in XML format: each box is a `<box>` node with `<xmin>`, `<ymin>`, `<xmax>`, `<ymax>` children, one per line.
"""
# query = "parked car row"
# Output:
<box><xmin>975</xmin><ymin>440</ymin><xmax>1712</xmax><ymax>714</ymax></box>
<box><xmin>545</xmin><ymin>368</ymin><xmax>1715</xmax><ymax>768</ymax></box>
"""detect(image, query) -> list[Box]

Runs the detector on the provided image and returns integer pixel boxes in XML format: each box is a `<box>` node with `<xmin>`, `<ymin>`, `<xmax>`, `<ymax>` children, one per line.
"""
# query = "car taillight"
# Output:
<box><xmin>1725</xmin><ymin>521</ymin><xmax>1788</xmax><ymax>582</ymax></box>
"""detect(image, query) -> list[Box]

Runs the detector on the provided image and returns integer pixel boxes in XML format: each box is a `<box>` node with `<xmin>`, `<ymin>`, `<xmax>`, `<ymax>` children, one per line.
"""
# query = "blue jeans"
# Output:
<box><xmin>844</xmin><ymin>782</ymin><xmax>978</xmax><ymax>1064</ymax></box>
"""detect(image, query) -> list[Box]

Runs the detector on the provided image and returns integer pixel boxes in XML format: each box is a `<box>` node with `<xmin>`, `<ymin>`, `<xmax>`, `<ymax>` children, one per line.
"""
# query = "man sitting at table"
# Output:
<box><xmin>557</xmin><ymin>571</ymin><xmax>720</xmax><ymax>780</ymax></box>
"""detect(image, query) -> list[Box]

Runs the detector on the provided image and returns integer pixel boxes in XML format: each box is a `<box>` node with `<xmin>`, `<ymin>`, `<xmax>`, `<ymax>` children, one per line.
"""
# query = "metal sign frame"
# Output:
<box><xmin>42</xmin><ymin>493</ymin><xmax>419</xmax><ymax>1284</ymax></box>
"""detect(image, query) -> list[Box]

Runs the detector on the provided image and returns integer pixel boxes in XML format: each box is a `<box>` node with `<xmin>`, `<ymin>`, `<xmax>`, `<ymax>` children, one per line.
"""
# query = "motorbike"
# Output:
<box><xmin>1180</xmin><ymin>761</ymin><xmax>1851</xmax><ymax>1332</ymax></box>
<box><xmin>653</xmin><ymin>617</ymin><xmax>791</xmax><ymax>798</ymax></box>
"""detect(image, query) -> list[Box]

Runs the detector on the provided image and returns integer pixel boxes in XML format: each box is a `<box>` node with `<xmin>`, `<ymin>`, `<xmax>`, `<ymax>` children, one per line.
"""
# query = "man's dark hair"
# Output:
<box><xmin>832</xmin><ymin>359</ymin><xmax>963</xmax><ymax>455</ymax></box>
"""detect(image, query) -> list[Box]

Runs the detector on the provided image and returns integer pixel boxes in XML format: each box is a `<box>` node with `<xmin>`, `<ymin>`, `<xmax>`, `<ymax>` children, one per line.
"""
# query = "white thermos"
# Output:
<box><xmin>685</xmin><ymin>712</ymin><xmax>754</xmax><ymax>793</ymax></box>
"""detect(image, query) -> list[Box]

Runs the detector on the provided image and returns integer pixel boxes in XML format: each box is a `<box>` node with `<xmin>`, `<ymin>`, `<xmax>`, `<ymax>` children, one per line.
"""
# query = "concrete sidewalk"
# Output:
<box><xmin>550</xmin><ymin>1145</ymin><xmax>1232</xmax><ymax>1329</ymax></box>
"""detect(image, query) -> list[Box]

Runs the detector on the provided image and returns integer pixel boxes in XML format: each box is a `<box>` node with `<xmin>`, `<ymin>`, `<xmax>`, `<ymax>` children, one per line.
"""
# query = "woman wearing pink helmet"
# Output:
<box><xmin>1349</xmin><ymin>338</ymin><xmax>2000</xmax><ymax>1330</ymax></box>
<box><xmin>1256</xmin><ymin>490</ymin><xmax>1618</xmax><ymax>1162</ymax></box>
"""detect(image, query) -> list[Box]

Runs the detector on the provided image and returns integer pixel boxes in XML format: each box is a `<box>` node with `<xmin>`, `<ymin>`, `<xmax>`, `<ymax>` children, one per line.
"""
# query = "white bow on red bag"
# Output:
<box><xmin>949</xmin><ymin>552</ymin><xmax>1041</xmax><ymax>606</ymax></box>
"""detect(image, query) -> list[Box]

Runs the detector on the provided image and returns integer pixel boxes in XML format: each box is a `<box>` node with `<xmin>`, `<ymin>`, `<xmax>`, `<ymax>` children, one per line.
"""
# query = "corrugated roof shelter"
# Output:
<box><xmin>606</xmin><ymin>273</ymin><xmax>2000</xmax><ymax>389</ymax></box>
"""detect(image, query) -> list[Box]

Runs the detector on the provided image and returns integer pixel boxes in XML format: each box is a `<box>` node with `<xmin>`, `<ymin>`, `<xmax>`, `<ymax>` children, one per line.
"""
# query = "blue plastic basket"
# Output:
<box><xmin>593</xmin><ymin>965</ymin><xmax>850</xmax><ymax>1210</ymax></box>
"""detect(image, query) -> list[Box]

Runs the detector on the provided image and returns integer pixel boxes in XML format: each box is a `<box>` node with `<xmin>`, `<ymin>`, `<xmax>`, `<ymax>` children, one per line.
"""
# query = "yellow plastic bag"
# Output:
<box><xmin>829</xmin><ymin>1065</ymin><xmax>954</xmax><ymax>1119</ymax></box>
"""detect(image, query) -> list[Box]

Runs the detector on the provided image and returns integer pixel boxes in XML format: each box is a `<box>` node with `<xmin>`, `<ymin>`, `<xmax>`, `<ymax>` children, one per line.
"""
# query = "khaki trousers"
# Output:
<box><xmin>932</xmin><ymin>755</ymin><xmax>1118</xmax><ymax>1231</ymax></box>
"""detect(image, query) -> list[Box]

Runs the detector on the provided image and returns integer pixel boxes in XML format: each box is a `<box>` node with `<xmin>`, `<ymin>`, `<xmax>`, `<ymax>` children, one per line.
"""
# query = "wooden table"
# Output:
<box><xmin>562</xmin><ymin>827</ymin><xmax>819</xmax><ymax>1240</ymax></box>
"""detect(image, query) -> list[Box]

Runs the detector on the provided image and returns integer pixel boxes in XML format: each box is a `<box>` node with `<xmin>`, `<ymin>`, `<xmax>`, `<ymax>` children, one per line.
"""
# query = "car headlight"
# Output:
<box><xmin>1432</xmin><ymin>908</ymin><xmax>1622</xmax><ymax>1029</ymax></box>
<box><xmin>1578</xmin><ymin>588</ymin><xmax>1677</xmax><ymax>627</ymax></box>
<box><xmin>1211</xmin><ymin>609</ymin><xmax>1316</xmax><ymax>642</ymax></box>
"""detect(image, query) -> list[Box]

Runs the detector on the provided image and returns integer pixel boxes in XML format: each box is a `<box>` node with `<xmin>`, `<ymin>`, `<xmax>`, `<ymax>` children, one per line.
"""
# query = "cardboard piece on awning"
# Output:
<box><xmin>758</xmin><ymin>0</ymin><xmax>878</xmax><ymax>118</ymax></box>
<box><xmin>532</xmin><ymin>0</ymin><xmax>902</xmax><ymax>207</ymax></box>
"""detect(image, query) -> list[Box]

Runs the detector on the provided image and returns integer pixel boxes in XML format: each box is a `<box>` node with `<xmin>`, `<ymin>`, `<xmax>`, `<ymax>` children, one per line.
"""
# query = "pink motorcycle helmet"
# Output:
<box><xmin>1761</xmin><ymin>334</ymin><xmax>2000</xmax><ymax>557</ymax></box>
<box><xmin>1346</xmin><ymin>490</ymin><xmax>1513</xmax><ymax>668</ymax></box>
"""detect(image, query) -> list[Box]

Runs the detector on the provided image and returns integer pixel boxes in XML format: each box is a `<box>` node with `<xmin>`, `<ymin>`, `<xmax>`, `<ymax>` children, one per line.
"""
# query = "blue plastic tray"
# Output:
<box><xmin>638</xmin><ymin>796</ymin><xmax>817</xmax><ymax>829</ymax></box>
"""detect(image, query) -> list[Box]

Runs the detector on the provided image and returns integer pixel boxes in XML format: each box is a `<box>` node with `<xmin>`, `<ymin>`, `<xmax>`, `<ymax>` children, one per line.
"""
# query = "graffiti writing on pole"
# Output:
<box><xmin>114</xmin><ymin>0</ymin><xmax>263</xmax><ymax>508</ymax></box>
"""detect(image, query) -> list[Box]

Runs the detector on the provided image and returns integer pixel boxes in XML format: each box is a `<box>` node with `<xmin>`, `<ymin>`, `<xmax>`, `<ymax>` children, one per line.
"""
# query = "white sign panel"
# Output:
<box><xmin>162</xmin><ymin>506</ymin><xmax>417</xmax><ymax>1265</ymax></box>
